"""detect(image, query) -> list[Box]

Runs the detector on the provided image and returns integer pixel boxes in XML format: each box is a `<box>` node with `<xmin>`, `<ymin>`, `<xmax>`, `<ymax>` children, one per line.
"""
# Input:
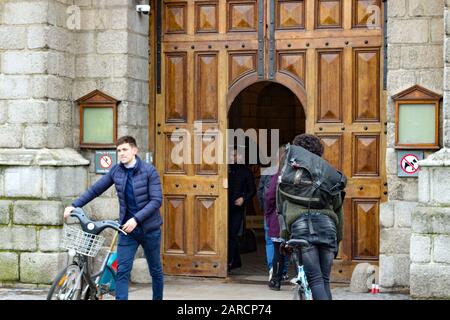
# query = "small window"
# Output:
<box><xmin>393</xmin><ymin>85</ymin><xmax>441</xmax><ymax>150</ymax></box>
<box><xmin>76</xmin><ymin>90</ymin><xmax>119</xmax><ymax>148</ymax></box>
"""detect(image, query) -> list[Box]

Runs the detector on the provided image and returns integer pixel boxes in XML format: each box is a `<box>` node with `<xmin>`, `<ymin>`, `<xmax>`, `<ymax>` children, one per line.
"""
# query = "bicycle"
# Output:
<box><xmin>47</xmin><ymin>208</ymin><xmax>127</xmax><ymax>300</ymax></box>
<box><xmin>282</xmin><ymin>238</ymin><xmax>313</xmax><ymax>300</ymax></box>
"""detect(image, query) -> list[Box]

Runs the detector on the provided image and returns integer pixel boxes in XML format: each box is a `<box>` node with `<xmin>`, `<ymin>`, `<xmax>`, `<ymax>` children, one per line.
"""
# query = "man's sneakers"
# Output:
<box><xmin>268</xmin><ymin>270</ymin><xmax>288</xmax><ymax>290</ymax></box>
<box><xmin>228</xmin><ymin>261</ymin><xmax>242</xmax><ymax>271</ymax></box>
<box><xmin>268</xmin><ymin>279</ymin><xmax>281</xmax><ymax>291</ymax></box>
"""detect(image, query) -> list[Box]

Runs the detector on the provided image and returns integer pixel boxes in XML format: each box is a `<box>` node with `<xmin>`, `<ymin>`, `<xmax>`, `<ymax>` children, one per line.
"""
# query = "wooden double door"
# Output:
<box><xmin>152</xmin><ymin>0</ymin><xmax>386</xmax><ymax>280</ymax></box>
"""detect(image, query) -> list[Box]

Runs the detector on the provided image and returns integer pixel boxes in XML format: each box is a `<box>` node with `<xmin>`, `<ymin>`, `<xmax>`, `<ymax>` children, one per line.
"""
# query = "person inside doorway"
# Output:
<box><xmin>228</xmin><ymin>145</ymin><xmax>256</xmax><ymax>271</ymax></box>
<box><xmin>258</xmin><ymin>161</ymin><xmax>289</xmax><ymax>284</ymax></box>
<box><xmin>264</xmin><ymin>145</ymin><xmax>290</xmax><ymax>290</ymax></box>
<box><xmin>63</xmin><ymin>136</ymin><xmax>164</xmax><ymax>300</ymax></box>
<box><xmin>257</xmin><ymin>165</ymin><xmax>275</xmax><ymax>278</ymax></box>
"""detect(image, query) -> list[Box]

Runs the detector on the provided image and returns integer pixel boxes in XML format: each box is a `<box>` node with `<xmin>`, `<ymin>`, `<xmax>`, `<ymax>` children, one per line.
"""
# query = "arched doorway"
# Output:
<box><xmin>227</xmin><ymin>81</ymin><xmax>305</xmax><ymax>280</ymax></box>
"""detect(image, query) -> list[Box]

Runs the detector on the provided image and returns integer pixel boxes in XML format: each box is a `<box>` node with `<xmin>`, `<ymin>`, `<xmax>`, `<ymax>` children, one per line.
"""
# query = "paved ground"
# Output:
<box><xmin>0</xmin><ymin>276</ymin><xmax>410</xmax><ymax>300</ymax></box>
<box><xmin>0</xmin><ymin>233</ymin><xmax>410</xmax><ymax>301</ymax></box>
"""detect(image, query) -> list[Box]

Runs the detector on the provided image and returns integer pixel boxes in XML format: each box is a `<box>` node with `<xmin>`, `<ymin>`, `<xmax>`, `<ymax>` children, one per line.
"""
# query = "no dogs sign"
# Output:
<box><xmin>397</xmin><ymin>151</ymin><xmax>423</xmax><ymax>177</ymax></box>
<box><xmin>95</xmin><ymin>150</ymin><xmax>117</xmax><ymax>174</ymax></box>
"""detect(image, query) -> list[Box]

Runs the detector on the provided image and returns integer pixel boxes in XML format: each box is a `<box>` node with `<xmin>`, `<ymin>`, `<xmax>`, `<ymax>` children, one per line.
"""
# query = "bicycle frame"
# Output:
<box><xmin>291</xmin><ymin>246</ymin><xmax>313</xmax><ymax>300</ymax></box>
<box><xmin>95</xmin><ymin>231</ymin><xmax>120</xmax><ymax>295</ymax></box>
<box><xmin>81</xmin><ymin>257</ymin><xmax>99</xmax><ymax>299</ymax></box>
<box><xmin>89</xmin><ymin>231</ymin><xmax>120</xmax><ymax>298</ymax></box>
<box><xmin>68</xmin><ymin>231</ymin><xmax>119</xmax><ymax>300</ymax></box>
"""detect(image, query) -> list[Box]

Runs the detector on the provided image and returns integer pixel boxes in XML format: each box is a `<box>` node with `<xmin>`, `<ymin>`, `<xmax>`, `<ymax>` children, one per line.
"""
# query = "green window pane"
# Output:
<box><xmin>398</xmin><ymin>103</ymin><xmax>435</xmax><ymax>144</ymax></box>
<box><xmin>83</xmin><ymin>108</ymin><xmax>114</xmax><ymax>144</ymax></box>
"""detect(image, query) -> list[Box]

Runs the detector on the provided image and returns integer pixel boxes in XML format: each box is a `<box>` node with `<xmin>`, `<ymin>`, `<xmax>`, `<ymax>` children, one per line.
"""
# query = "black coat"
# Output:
<box><xmin>228</xmin><ymin>164</ymin><xmax>256</xmax><ymax>212</ymax></box>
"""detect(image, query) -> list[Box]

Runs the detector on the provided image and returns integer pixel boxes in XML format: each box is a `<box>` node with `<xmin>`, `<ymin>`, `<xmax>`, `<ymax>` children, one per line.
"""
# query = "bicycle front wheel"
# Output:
<box><xmin>47</xmin><ymin>263</ymin><xmax>84</xmax><ymax>300</ymax></box>
<box><xmin>292</xmin><ymin>285</ymin><xmax>306</xmax><ymax>300</ymax></box>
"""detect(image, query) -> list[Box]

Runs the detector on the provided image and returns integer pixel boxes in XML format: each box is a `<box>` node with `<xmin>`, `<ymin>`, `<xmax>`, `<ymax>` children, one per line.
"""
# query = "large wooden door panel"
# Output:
<box><xmin>317</xmin><ymin>49</ymin><xmax>343</xmax><ymax>122</ymax></box>
<box><xmin>195</xmin><ymin>52</ymin><xmax>219</xmax><ymax>121</ymax></box>
<box><xmin>352</xmin><ymin>199</ymin><xmax>379</xmax><ymax>260</ymax></box>
<box><xmin>165</xmin><ymin>53</ymin><xmax>187</xmax><ymax>122</ymax></box>
<box><xmin>164</xmin><ymin>196</ymin><xmax>187</xmax><ymax>254</ymax></box>
<box><xmin>300</xmin><ymin>0</ymin><xmax>384</xmax><ymax>282</ymax></box>
<box><xmin>157</xmin><ymin>0</ymin><xmax>246</xmax><ymax>277</ymax></box>
<box><xmin>276</xmin><ymin>0</ymin><xmax>305</xmax><ymax>29</ymax></box>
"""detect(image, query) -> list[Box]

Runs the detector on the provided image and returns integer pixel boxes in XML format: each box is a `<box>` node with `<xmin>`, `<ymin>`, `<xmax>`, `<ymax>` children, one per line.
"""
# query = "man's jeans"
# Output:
<box><xmin>228</xmin><ymin>209</ymin><xmax>244</xmax><ymax>268</ymax></box>
<box><xmin>264</xmin><ymin>222</ymin><xmax>274</xmax><ymax>270</ymax></box>
<box><xmin>264</xmin><ymin>222</ymin><xmax>288</xmax><ymax>275</ymax></box>
<box><xmin>290</xmin><ymin>213</ymin><xmax>337</xmax><ymax>300</ymax></box>
<box><xmin>116</xmin><ymin>227</ymin><xmax>164</xmax><ymax>300</ymax></box>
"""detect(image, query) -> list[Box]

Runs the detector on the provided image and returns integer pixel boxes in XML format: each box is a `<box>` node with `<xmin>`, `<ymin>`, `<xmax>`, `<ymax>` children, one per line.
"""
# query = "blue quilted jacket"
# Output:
<box><xmin>72</xmin><ymin>156</ymin><xmax>163</xmax><ymax>233</ymax></box>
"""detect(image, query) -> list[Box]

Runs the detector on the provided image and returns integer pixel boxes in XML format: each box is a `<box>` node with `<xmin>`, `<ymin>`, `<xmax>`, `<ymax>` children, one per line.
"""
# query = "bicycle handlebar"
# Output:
<box><xmin>69</xmin><ymin>207</ymin><xmax>127</xmax><ymax>235</ymax></box>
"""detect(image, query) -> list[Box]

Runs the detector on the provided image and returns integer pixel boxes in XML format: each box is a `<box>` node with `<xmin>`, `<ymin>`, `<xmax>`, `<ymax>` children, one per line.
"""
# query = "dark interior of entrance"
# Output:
<box><xmin>228</xmin><ymin>82</ymin><xmax>305</xmax><ymax>281</ymax></box>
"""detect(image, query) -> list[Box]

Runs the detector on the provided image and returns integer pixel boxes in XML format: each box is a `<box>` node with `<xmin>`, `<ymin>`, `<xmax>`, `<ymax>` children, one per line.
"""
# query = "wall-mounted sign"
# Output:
<box><xmin>393</xmin><ymin>85</ymin><xmax>442</xmax><ymax>150</ymax></box>
<box><xmin>76</xmin><ymin>90</ymin><xmax>119</xmax><ymax>149</ymax></box>
<box><xmin>95</xmin><ymin>150</ymin><xmax>117</xmax><ymax>174</ymax></box>
<box><xmin>397</xmin><ymin>150</ymin><xmax>424</xmax><ymax>177</ymax></box>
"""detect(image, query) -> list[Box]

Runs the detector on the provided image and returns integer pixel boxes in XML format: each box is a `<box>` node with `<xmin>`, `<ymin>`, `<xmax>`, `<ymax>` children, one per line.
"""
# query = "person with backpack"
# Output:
<box><xmin>277</xmin><ymin>134</ymin><xmax>346</xmax><ymax>300</ymax></box>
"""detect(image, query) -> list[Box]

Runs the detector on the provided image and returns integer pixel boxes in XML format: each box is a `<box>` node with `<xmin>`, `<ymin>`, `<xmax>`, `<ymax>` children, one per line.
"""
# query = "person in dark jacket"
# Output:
<box><xmin>228</xmin><ymin>146</ymin><xmax>256</xmax><ymax>270</ymax></box>
<box><xmin>63</xmin><ymin>136</ymin><xmax>163</xmax><ymax>300</ymax></box>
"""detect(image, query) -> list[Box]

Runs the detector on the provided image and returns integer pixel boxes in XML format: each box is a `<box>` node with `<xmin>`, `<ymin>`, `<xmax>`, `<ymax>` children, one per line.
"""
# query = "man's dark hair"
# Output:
<box><xmin>117</xmin><ymin>136</ymin><xmax>137</xmax><ymax>148</ymax></box>
<box><xmin>292</xmin><ymin>134</ymin><xmax>324</xmax><ymax>157</ymax></box>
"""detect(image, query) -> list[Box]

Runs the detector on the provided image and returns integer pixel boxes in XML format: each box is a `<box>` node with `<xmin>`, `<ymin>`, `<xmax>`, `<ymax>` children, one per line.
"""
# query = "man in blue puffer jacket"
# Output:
<box><xmin>63</xmin><ymin>136</ymin><xmax>163</xmax><ymax>300</ymax></box>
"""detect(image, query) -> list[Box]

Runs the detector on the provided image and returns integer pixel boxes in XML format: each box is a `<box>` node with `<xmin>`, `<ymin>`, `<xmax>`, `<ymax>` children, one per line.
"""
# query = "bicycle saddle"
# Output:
<box><xmin>286</xmin><ymin>239</ymin><xmax>310</xmax><ymax>248</ymax></box>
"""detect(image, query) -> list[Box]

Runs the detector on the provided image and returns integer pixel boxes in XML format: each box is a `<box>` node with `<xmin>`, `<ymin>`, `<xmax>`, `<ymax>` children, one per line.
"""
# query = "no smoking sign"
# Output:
<box><xmin>100</xmin><ymin>155</ymin><xmax>113</xmax><ymax>169</ymax></box>
<box><xmin>95</xmin><ymin>150</ymin><xmax>117</xmax><ymax>174</ymax></box>
<box><xmin>397</xmin><ymin>151</ymin><xmax>423</xmax><ymax>177</ymax></box>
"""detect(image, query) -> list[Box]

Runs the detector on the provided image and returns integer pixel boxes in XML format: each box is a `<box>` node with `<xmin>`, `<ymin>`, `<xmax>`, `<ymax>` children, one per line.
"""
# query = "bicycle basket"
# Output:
<box><xmin>61</xmin><ymin>225</ymin><xmax>105</xmax><ymax>257</ymax></box>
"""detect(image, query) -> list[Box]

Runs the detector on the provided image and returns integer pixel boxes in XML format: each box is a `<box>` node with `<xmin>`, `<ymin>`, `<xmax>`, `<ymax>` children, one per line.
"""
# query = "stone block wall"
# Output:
<box><xmin>0</xmin><ymin>0</ymin><xmax>75</xmax><ymax>286</ymax></box>
<box><xmin>0</xmin><ymin>149</ymin><xmax>89</xmax><ymax>286</ymax></box>
<box><xmin>1</xmin><ymin>0</ymin><xmax>150</xmax><ymax>154</ymax></box>
<box><xmin>72</xmin><ymin>0</ymin><xmax>149</xmax><ymax>149</ymax></box>
<box><xmin>0</xmin><ymin>0</ymin><xmax>150</xmax><ymax>286</ymax></box>
<box><xmin>409</xmin><ymin>0</ymin><xmax>450</xmax><ymax>299</ymax></box>
<box><xmin>410</xmin><ymin>149</ymin><xmax>450</xmax><ymax>298</ymax></box>
<box><xmin>0</xmin><ymin>0</ymin><xmax>75</xmax><ymax>149</ymax></box>
<box><xmin>380</xmin><ymin>0</ymin><xmax>445</xmax><ymax>290</ymax></box>
<box><xmin>445</xmin><ymin>0</ymin><xmax>450</xmax><ymax>147</ymax></box>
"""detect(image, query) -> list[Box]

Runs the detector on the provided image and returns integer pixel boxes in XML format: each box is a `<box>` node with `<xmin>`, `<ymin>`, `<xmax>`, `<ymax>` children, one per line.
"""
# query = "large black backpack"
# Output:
<box><xmin>277</xmin><ymin>144</ymin><xmax>346</xmax><ymax>211</ymax></box>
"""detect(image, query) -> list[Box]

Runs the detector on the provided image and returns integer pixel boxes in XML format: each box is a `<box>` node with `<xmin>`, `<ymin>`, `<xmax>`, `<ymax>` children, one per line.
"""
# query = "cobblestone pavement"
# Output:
<box><xmin>0</xmin><ymin>277</ymin><xmax>410</xmax><ymax>300</ymax></box>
